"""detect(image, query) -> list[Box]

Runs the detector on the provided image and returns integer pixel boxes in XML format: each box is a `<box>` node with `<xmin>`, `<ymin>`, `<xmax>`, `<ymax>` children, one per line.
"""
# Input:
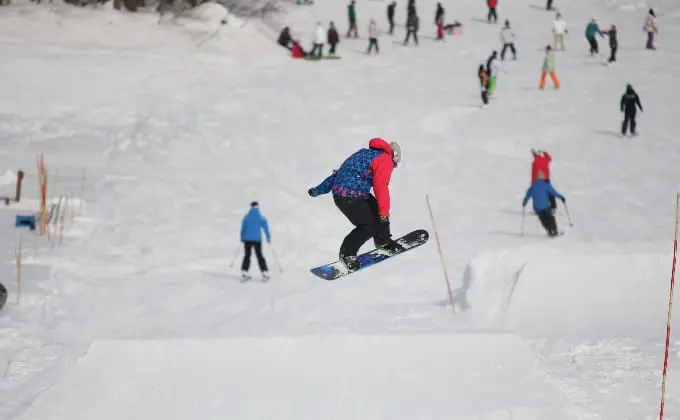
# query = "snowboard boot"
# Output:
<box><xmin>262</xmin><ymin>271</ymin><xmax>271</xmax><ymax>282</ymax></box>
<box><xmin>376</xmin><ymin>239</ymin><xmax>405</xmax><ymax>255</ymax></box>
<box><xmin>241</xmin><ymin>270</ymin><xmax>252</xmax><ymax>281</ymax></box>
<box><xmin>339</xmin><ymin>253</ymin><xmax>360</xmax><ymax>272</ymax></box>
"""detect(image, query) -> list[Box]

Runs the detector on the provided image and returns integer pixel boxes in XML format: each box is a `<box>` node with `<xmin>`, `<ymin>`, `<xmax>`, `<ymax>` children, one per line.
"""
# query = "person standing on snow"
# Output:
<box><xmin>240</xmin><ymin>201</ymin><xmax>271</xmax><ymax>280</ymax></box>
<box><xmin>487</xmin><ymin>0</ymin><xmax>498</xmax><ymax>23</ymax></box>
<box><xmin>367</xmin><ymin>19</ymin><xmax>380</xmax><ymax>53</ymax></box>
<box><xmin>620</xmin><ymin>84</ymin><xmax>643</xmax><ymax>136</ymax></box>
<box><xmin>478</xmin><ymin>64</ymin><xmax>489</xmax><ymax>106</ymax></box>
<box><xmin>311</xmin><ymin>22</ymin><xmax>325</xmax><ymax>58</ymax></box>
<box><xmin>604</xmin><ymin>24</ymin><xmax>617</xmax><ymax>63</ymax></box>
<box><xmin>347</xmin><ymin>0</ymin><xmax>358</xmax><ymax>38</ymax></box>
<box><xmin>387</xmin><ymin>1</ymin><xmax>396</xmax><ymax>35</ymax></box>
<box><xmin>404</xmin><ymin>13</ymin><xmax>419</xmax><ymax>45</ymax></box>
<box><xmin>539</xmin><ymin>45</ymin><xmax>560</xmax><ymax>89</ymax></box>
<box><xmin>435</xmin><ymin>2</ymin><xmax>445</xmax><ymax>40</ymax></box>
<box><xmin>328</xmin><ymin>22</ymin><xmax>340</xmax><ymax>56</ymax></box>
<box><xmin>643</xmin><ymin>8</ymin><xmax>658</xmax><ymax>50</ymax></box>
<box><xmin>523</xmin><ymin>170</ymin><xmax>566</xmax><ymax>237</ymax></box>
<box><xmin>530</xmin><ymin>149</ymin><xmax>556</xmax><ymax>212</ymax></box>
<box><xmin>500</xmin><ymin>19</ymin><xmax>516</xmax><ymax>60</ymax></box>
<box><xmin>307</xmin><ymin>139</ymin><xmax>404</xmax><ymax>272</ymax></box>
<box><xmin>552</xmin><ymin>13</ymin><xmax>568</xmax><ymax>51</ymax></box>
<box><xmin>585</xmin><ymin>18</ymin><xmax>604</xmax><ymax>56</ymax></box>
<box><xmin>486</xmin><ymin>50</ymin><xmax>502</xmax><ymax>96</ymax></box>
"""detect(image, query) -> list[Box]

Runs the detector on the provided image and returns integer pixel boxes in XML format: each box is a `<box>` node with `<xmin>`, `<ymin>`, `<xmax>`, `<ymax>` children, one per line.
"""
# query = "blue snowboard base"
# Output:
<box><xmin>310</xmin><ymin>229</ymin><xmax>429</xmax><ymax>280</ymax></box>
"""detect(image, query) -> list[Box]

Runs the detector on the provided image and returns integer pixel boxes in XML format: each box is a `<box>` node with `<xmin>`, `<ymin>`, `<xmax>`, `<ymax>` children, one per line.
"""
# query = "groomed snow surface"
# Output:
<box><xmin>1</xmin><ymin>0</ymin><xmax>680</xmax><ymax>418</ymax></box>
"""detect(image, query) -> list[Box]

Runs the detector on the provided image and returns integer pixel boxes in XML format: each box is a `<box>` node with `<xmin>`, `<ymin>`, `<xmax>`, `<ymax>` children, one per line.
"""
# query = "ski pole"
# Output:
<box><xmin>229</xmin><ymin>243</ymin><xmax>241</xmax><ymax>268</ymax></box>
<box><xmin>521</xmin><ymin>206</ymin><xmax>526</xmax><ymax>236</ymax></box>
<box><xmin>269</xmin><ymin>243</ymin><xmax>284</xmax><ymax>273</ymax></box>
<box><xmin>563</xmin><ymin>201</ymin><xmax>574</xmax><ymax>227</ymax></box>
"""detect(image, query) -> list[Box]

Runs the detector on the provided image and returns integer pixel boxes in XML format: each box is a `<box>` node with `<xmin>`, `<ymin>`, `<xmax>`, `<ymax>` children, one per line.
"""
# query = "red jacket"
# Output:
<box><xmin>488</xmin><ymin>0</ymin><xmax>497</xmax><ymax>8</ymax></box>
<box><xmin>292</xmin><ymin>43</ymin><xmax>305</xmax><ymax>58</ymax></box>
<box><xmin>531</xmin><ymin>151</ymin><xmax>551</xmax><ymax>183</ymax></box>
<box><xmin>368</xmin><ymin>138</ymin><xmax>395</xmax><ymax>217</ymax></box>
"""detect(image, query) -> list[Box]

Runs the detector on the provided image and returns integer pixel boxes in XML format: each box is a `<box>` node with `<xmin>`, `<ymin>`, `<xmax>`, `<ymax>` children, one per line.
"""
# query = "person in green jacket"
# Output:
<box><xmin>539</xmin><ymin>45</ymin><xmax>560</xmax><ymax>89</ymax></box>
<box><xmin>585</xmin><ymin>18</ymin><xmax>603</xmax><ymax>56</ymax></box>
<box><xmin>347</xmin><ymin>1</ymin><xmax>358</xmax><ymax>38</ymax></box>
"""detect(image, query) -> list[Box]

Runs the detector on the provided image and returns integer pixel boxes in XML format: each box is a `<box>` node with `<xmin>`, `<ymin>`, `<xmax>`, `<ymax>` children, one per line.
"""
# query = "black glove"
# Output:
<box><xmin>522</xmin><ymin>199</ymin><xmax>528</xmax><ymax>207</ymax></box>
<box><xmin>375</xmin><ymin>216</ymin><xmax>391</xmax><ymax>244</ymax></box>
<box><xmin>560</xmin><ymin>197</ymin><xmax>566</xmax><ymax>203</ymax></box>
<box><xmin>308</xmin><ymin>188</ymin><xmax>315</xmax><ymax>197</ymax></box>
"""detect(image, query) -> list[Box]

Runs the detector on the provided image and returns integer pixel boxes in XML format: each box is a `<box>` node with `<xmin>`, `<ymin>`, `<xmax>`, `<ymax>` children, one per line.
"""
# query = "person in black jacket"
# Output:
<box><xmin>387</xmin><ymin>1</ymin><xmax>396</xmax><ymax>35</ymax></box>
<box><xmin>278</xmin><ymin>26</ymin><xmax>293</xmax><ymax>50</ymax></box>
<box><xmin>621</xmin><ymin>84</ymin><xmax>643</xmax><ymax>136</ymax></box>
<box><xmin>605</xmin><ymin>24</ymin><xmax>617</xmax><ymax>63</ymax></box>
<box><xmin>404</xmin><ymin>13</ymin><xmax>419</xmax><ymax>45</ymax></box>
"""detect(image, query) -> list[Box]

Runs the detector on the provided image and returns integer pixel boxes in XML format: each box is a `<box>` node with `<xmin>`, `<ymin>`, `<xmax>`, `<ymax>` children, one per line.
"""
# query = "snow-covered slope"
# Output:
<box><xmin>1</xmin><ymin>0</ymin><xmax>680</xmax><ymax>418</ymax></box>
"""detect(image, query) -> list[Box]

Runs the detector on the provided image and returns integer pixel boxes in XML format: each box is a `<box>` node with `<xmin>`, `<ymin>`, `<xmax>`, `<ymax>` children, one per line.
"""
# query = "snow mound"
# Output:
<box><xmin>464</xmin><ymin>245</ymin><xmax>673</xmax><ymax>339</ymax></box>
<box><xmin>0</xmin><ymin>170</ymin><xmax>16</xmax><ymax>186</ymax></box>
<box><xmin>15</xmin><ymin>336</ymin><xmax>565</xmax><ymax>420</ymax></box>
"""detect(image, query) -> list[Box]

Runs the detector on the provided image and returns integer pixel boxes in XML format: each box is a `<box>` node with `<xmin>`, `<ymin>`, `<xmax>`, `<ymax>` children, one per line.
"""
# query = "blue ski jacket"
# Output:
<box><xmin>523</xmin><ymin>179</ymin><xmax>565</xmax><ymax>211</ymax></box>
<box><xmin>241</xmin><ymin>208</ymin><xmax>271</xmax><ymax>242</ymax></box>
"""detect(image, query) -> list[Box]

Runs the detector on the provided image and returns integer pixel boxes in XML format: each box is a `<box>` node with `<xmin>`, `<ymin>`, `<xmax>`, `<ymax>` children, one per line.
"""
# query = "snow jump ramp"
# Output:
<box><xmin>17</xmin><ymin>335</ymin><xmax>562</xmax><ymax>420</ymax></box>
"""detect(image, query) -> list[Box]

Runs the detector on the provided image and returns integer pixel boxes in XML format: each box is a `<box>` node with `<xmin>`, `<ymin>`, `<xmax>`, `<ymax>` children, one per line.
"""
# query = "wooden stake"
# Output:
<box><xmin>660</xmin><ymin>192</ymin><xmax>680</xmax><ymax>420</ymax></box>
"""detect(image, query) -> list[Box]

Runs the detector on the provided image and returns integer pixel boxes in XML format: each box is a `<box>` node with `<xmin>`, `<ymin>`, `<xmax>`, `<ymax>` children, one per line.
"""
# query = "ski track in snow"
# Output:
<box><xmin>1</xmin><ymin>0</ymin><xmax>680</xmax><ymax>418</ymax></box>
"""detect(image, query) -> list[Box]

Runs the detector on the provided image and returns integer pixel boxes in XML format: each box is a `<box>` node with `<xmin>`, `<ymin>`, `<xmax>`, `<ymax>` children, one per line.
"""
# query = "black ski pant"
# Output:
<box><xmin>587</xmin><ymin>36</ymin><xmax>598</xmax><ymax>55</ymax></box>
<box><xmin>536</xmin><ymin>208</ymin><xmax>558</xmax><ymax>236</ymax></box>
<box><xmin>329</xmin><ymin>43</ymin><xmax>337</xmax><ymax>54</ymax></box>
<box><xmin>310</xmin><ymin>43</ymin><xmax>323</xmax><ymax>57</ymax></box>
<box><xmin>622</xmin><ymin>111</ymin><xmax>637</xmax><ymax>135</ymax></box>
<box><xmin>608</xmin><ymin>45</ymin><xmax>617</xmax><ymax>62</ymax></box>
<box><xmin>404</xmin><ymin>30</ymin><xmax>418</xmax><ymax>45</ymax></box>
<box><xmin>488</xmin><ymin>7</ymin><xmax>497</xmax><ymax>23</ymax></box>
<box><xmin>388</xmin><ymin>17</ymin><xmax>394</xmax><ymax>34</ymax></box>
<box><xmin>367</xmin><ymin>38</ymin><xmax>379</xmax><ymax>53</ymax></box>
<box><xmin>241</xmin><ymin>241</ymin><xmax>268</xmax><ymax>272</ymax></box>
<box><xmin>501</xmin><ymin>43</ymin><xmax>516</xmax><ymax>59</ymax></box>
<box><xmin>481</xmin><ymin>88</ymin><xmax>489</xmax><ymax>105</ymax></box>
<box><xmin>334</xmin><ymin>195</ymin><xmax>383</xmax><ymax>256</ymax></box>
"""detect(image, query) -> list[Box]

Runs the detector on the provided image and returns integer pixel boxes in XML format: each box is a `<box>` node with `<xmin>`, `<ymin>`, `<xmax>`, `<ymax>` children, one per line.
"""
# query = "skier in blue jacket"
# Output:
<box><xmin>240</xmin><ymin>201</ymin><xmax>271</xmax><ymax>280</ymax></box>
<box><xmin>522</xmin><ymin>171</ymin><xmax>566</xmax><ymax>237</ymax></box>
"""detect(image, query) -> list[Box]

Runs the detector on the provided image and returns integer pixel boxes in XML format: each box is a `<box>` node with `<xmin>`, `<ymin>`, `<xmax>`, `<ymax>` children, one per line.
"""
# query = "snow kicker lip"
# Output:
<box><xmin>15</xmin><ymin>335</ymin><xmax>561</xmax><ymax>420</ymax></box>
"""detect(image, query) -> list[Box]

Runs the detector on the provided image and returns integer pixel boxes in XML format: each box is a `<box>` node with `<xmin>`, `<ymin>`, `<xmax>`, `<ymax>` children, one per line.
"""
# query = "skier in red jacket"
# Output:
<box><xmin>308</xmin><ymin>138</ymin><xmax>404</xmax><ymax>271</ymax></box>
<box><xmin>530</xmin><ymin>149</ymin><xmax>556</xmax><ymax>212</ymax></box>
<box><xmin>487</xmin><ymin>0</ymin><xmax>498</xmax><ymax>23</ymax></box>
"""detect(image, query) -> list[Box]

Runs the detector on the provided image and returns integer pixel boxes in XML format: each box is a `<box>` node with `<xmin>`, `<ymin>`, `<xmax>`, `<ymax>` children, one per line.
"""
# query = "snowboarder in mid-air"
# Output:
<box><xmin>240</xmin><ymin>201</ymin><xmax>271</xmax><ymax>281</ymax></box>
<box><xmin>621</xmin><ymin>84</ymin><xmax>643</xmax><ymax>136</ymax></box>
<box><xmin>308</xmin><ymin>138</ymin><xmax>404</xmax><ymax>272</ymax></box>
<box><xmin>523</xmin><ymin>170</ymin><xmax>566</xmax><ymax>237</ymax></box>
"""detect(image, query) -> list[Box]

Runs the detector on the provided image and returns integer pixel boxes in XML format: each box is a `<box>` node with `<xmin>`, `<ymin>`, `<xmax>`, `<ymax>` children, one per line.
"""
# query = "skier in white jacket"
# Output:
<box><xmin>486</xmin><ymin>50</ymin><xmax>503</xmax><ymax>96</ymax></box>
<box><xmin>311</xmin><ymin>22</ymin><xmax>325</xmax><ymax>58</ymax></box>
<box><xmin>500</xmin><ymin>19</ymin><xmax>516</xmax><ymax>60</ymax></box>
<box><xmin>552</xmin><ymin>13</ymin><xmax>568</xmax><ymax>51</ymax></box>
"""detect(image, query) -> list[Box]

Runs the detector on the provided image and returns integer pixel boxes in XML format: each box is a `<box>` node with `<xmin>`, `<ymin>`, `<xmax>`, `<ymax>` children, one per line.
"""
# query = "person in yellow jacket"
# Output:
<box><xmin>539</xmin><ymin>45</ymin><xmax>560</xmax><ymax>89</ymax></box>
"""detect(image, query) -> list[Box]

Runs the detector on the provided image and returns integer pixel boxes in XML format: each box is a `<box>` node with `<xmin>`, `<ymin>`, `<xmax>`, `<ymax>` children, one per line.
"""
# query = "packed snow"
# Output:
<box><xmin>1</xmin><ymin>0</ymin><xmax>680</xmax><ymax>418</ymax></box>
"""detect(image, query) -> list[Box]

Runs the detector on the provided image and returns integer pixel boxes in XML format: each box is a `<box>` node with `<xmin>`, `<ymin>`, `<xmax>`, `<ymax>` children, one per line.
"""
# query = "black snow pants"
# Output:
<box><xmin>481</xmin><ymin>88</ymin><xmax>489</xmax><ymax>105</ymax></box>
<box><xmin>241</xmin><ymin>241</ymin><xmax>268</xmax><ymax>272</ymax></box>
<box><xmin>388</xmin><ymin>17</ymin><xmax>394</xmax><ymax>34</ymax></box>
<box><xmin>587</xmin><ymin>36</ymin><xmax>599</xmax><ymax>55</ymax></box>
<box><xmin>334</xmin><ymin>195</ymin><xmax>384</xmax><ymax>256</ymax></box>
<box><xmin>536</xmin><ymin>208</ymin><xmax>558</xmax><ymax>236</ymax></box>
<box><xmin>609</xmin><ymin>44</ymin><xmax>617</xmax><ymax>62</ymax></box>
<box><xmin>367</xmin><ymin>38</ymin><xmax>379</xmax><ymax>53</ymax></box>
<box><xmin>622</xmin><ymin>110</ymin><xmax>637</xmax><ymax>135</ymax></box>
<box><xmin>404</xmin><ymin>29</ymin><xmax>418</xmax><ymax>45</ymax></box>
<box><xmin>501</xmin><ymin>43</ymin><xmax>516</xmax><ymax>60</ymax></box>
<box><xmin>487</xmin><ymin>7</ymin><xmax>497</xmax><ymax>23</ymax></box>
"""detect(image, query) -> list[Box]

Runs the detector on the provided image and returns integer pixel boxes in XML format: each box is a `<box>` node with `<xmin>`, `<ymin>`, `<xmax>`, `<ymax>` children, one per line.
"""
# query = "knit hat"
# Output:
<box><xmin>251</xmin><ymin>201</ymin><xmax>259</xmax><ymax>207</ymax></box>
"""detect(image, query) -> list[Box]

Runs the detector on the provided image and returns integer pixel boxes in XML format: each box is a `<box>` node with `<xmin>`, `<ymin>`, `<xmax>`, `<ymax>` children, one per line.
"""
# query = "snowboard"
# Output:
<box><xmin>310</xmin><ymin>229</ymin><xmax>429</xmax><ymax>280</ymax></box>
